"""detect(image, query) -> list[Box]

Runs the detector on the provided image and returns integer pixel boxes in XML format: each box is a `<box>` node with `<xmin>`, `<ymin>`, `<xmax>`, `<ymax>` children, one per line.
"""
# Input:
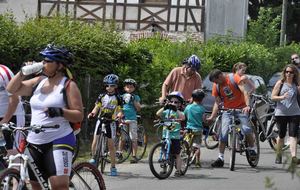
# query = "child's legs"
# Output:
<box><xmin>171</xmin><ymin>139</ymin><xmax>181</xmax><ymax>171</ymax></box>
<box><xmin>127</xmin><ymin>120</ymin><xmax>138</xmax><ymax>156</ymax></box>
<box><xmin>107</xmin><ymin>138</ymin><xmax>116</xmax><ymax>167</ymax></box>
<box><xmin>192</xmin><ymin>131</ymin><xmax>202</xmax><ymax>162</ymax></box>
<box><xmin>91</xmin><ymin>120</ymin><xmax>101</xmax><ymax>155</ymax></box>
<box><xmin>106</xmin><ymin>122</ymin><xmax>117</xmax><ymax>168</ymax></box>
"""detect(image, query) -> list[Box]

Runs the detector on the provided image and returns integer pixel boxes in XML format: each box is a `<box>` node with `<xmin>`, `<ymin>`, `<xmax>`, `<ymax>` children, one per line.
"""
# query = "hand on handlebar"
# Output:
<box><xmin>87</xmin><ymin>112</ymin><xmax>96</xmax><ymax>119</ymax></box>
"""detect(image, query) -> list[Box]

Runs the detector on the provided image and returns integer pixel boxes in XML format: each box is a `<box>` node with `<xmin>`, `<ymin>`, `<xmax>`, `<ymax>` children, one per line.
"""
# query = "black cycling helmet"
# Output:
<box><xmin>123</xmin><ymin>78</ymin><xmax>137</xmax><ymax>87</ymax></box>
<box><xmin>192</xmin><ymin>89</ymin><xmax>205</xmax><ymax>101</ymax></box>
<box><xmin>103</xmin><ymin>74</ymin><xmax>119</xmax><ymax>85</ymax></box>
<box><xmin>40</xmin><ymin>44</ymin><xmax>74</xmax><ymax>65</ymax></box>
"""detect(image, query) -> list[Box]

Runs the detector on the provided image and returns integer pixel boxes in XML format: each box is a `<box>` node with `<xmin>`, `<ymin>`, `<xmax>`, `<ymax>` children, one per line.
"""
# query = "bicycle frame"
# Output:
<box><xmin>159</xmin><ymin>124</ymin><xmax>172</xmax><ymax>161</ymax></box>
<box><xmin>5</xmin><ymin>142</ymin><xmax>50</xmax><ymax>189</ymax></box>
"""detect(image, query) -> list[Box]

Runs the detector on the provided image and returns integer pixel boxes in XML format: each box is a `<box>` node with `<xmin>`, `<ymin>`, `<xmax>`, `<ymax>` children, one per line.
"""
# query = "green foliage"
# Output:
<box><xmin>247</xmin><ymin>7</ymin><xmax>281</xmax><ymax>48</ymax></box>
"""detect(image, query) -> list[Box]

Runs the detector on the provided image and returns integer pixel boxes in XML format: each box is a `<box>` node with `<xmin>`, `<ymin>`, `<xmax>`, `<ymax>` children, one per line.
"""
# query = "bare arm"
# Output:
<box><xmin>134</xmin><ymin>100</ymin><xmax>141</xmax><ymax>112</ymax></box>
<box><xmin>6</xmin><ymin>72</ymin><xmax>41</xmax><ymax>97</ymax></box>
<box><xmin>271</xmin><ymin>80</ymin><xmax>287</xmax><ymax>101</ymax></box>
<box><xmin>0</xmin><ymin>95</ymin><xmax>19</xmax><ymax>124</ymax></box>
<box><xmin>63</xmin><ymin>81</ymin><xmax>84</xmax><ymax>123</ymax></box>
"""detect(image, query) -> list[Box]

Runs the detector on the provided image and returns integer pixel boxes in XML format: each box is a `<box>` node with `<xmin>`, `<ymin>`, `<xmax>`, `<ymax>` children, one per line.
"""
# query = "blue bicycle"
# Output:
<box><xmin>148</xmin><ymin>119</ymin><xmax>190</xmax><ymax>179</ymax></box>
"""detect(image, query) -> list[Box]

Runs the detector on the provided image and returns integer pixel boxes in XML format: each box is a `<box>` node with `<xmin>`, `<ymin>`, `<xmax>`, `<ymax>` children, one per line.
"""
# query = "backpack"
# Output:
<box><xmin>216</xmin><ymin>73</ymin><xmax>240</xmax><ymax>97</ymax></box>
<box><xmin>32</xmin><ymin>77</ymin><xmax>81</xmax><ymax>133</ymax></box>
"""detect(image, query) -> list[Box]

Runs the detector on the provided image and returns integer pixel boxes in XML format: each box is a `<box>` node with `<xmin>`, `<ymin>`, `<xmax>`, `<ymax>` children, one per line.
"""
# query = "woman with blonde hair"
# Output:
<box><xmin>232</xmin><ymin>62</ymin><xmax>255</xmax><ymax>94</ymax></box>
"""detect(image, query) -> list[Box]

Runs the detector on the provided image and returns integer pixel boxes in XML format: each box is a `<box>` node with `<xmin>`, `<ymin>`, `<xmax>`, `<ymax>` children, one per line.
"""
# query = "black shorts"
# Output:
<box><xmin>170</xmin><ymin>139</ymin><xmax>181</xmax><ymax>155</ymax></box>
<box><xmin>28</xmin><ymin>133</ymin><xmax>76</xmax><ymax>181</ymax></box>
<box><xmin>275</xmin><ymin>115</ymin><xmax>300</xmax><ymax>138</ymax></box>
<box><xmin>95</xmin><ymin>120</ymin><xmax>116</xmax><ymax>139</ymax></box>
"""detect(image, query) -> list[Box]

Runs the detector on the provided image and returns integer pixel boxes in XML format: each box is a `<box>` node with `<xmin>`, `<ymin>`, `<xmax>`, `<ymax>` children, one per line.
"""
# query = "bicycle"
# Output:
<box><xmin>116</xmin><ymin>116</ymin><xmax>148</xmax><ymax>162</ymax></box>
<box><xmin>223</xmin><ymin>108</ymin><xmax>260</xmax><ymax>171</ymax></box>
<box><xmin>250</xmin><ymin>94</ymin><xmax>290</xmax><ymax>151</ymax></box>
<box><xmin>149</xmin><ymin>119</ymin><xmax>190</xmax><ymax>179</ymax></box>
<box><xmin>0</xmin><ymin>122</ymin><xmax>106</xmax><ymax>190</ymax></box>
<box><xmin>203</xmin><ymin>111</ymin><xmax>222</xmax><ymax>150</ymax></box>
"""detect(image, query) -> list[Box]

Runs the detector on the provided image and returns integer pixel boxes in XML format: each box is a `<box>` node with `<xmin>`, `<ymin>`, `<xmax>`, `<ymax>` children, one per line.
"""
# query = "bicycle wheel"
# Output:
<box><xmin>0</xmin><ymin>168</ymin><xmax>27</xmax><ymax>190</ymax></box>
<box><xmin>111</xmin><ymin>128</ymin><xmax>132</xmax><ymax>163</ymax></box>
<box><xmin>70</xmin><ymin>162</ymin><xmax>106</xmax><ymax>190</ymax></box>
<box><xmin>204</xmin><ymin>118</ymin><xmax>220</xmax><ymax>150</ymax></box>
<box><xmin>245</xmin><ymin>122</ymin><xmax>260</xmax><ymax>168</ymax></box>
<box><xmin>229</xmin><ymin>128</ymin><xmax>237</xmax><ymax>171</ymax></box>
<box><xmin>179</xmin><ymin>140</ymin><xmax>190</xmax><ymax>175</ymax></box>
<box><xmin>100</xmin><ymin>136</ymin><xmax>108</xmax><ymax>173</ymax></box>
<box><xmin>267</xmin><ymin>118</ymin><xmax>290</xmax><ymax>151</ymax></box>
<box><xmin>148</xmin><ymin>142</ymin><xmax>174</xmax><ymax>179</ymax></box>
<box><xmin>72</xmin><ymin>134</ymin><xmax>80</xmax><ymax>163</ymax></box>
<box><xmin>136</xmin><ymin>124</ymin><xmax>148</xmax><ymax>161</ymax></box>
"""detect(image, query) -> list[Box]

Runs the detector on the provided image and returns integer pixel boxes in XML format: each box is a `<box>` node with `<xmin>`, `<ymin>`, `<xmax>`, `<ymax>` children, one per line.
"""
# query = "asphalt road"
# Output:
<box><xmin>102</xmin><ymin>141</ymin><xmax>300</xmax><ymax>190</ymax></box>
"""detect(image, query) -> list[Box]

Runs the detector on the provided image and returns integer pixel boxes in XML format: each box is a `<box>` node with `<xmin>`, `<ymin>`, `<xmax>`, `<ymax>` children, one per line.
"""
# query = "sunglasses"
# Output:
<box><xmin>43</xmin><ymin>59</ymin><xmax>54</xmax><ymax>63</ymax></box>
<box><xmin>291</xmin><ymin>57</ymin><xmax>299</xmax><ymax>60</ymax></box>
<box><xmin>106</xmin><ymin>84</ymin><xmax>117</xmax><ymax>88</ymax></box>
<box><xmin>170</xmin><ymin>101</ymin><xmax>179</xmax><ymax>104</ymax></box>
<box><xmin>285</xmin><ymin>70</ymin><xmax>294</xmax><ymax>74</ymax></box>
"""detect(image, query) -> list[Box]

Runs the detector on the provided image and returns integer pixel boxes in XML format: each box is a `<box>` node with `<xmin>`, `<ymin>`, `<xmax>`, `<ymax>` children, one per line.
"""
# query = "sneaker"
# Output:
<box><xmin>110</xmin><ymin>167</ymin><xmax>118</xmax><ymax>176</ymax></box>
<box><xmin>275</xmin><ymin>154</ymin><xmax>282</xmax><ymax>164</ymax></box>
<box><xmin>89</xmin><ymin>158</ymin><xmax>96</xmax><ymax>165</ymax></box>
<box><xmin>195</xmin><ymin>161</ymin><xmax>202</xmax><ymax>168</ymax></box>
<box><xmin>116</xmin><ymin>152</ymin><xmax>123</xmax><ymax>161</ymax></box>
<box><xmin>291</xmin><ymin>156</ymin><xmax>300</xmax><ymax>165</ymax></box>
<box><xmin>248</xmin><ymin>150</ymin><xmax>257</xmax><ymax>161</ymax></box>
<box><xmin>211</xmin><ymin>158</ymin><xmax>224</xmax><ymax>168</ymax></box>
<box><xmin>130</xmin><ymin>156</ymin><xmax>138</xmax><ymax>164</ymax></box>
<box><xmin>174</xmin><ymin>170</ymin><xmax>183</xmax><ymax>177</ymax></box>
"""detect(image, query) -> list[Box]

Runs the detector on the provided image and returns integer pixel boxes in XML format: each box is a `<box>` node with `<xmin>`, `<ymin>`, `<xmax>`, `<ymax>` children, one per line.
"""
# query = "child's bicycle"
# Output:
<box><xmin>0</xmin><ymin>122</ymin><xmax>106</xmax><ymax>190</ymax></box>
<box><xmin>148</xmin><ymin>119</ymin><xmax>190</xmax><ymax>179</ymax></box>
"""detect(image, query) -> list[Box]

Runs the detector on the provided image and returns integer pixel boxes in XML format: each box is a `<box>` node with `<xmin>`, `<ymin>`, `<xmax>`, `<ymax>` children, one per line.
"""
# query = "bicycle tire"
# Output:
<box><xmin>100</xmin><ymin>135</ymin><xmax>108</xmax><ymax>173</ymax></box>
<box><xmin>229</xmin><ymin>128</ymin><xmax>237</xmax><ymax>171</ymax></box>
<box><xmin>94</xmin><ymin>133</ymin><xmax>103</xmax><ymax>168</ymax></box>
<box><xmin>204</xmin><ymin>117</ymin><xmax>220</xmax><ymax>150</ymax></box>
<box><xmin>107</xmin><ymin>128</ymin><xmax>132</xmax><ymax>164</ymax></box>
<box><xmin>72</xmin><ymin>134</ymin><xmax>80</xmax><ymax>163</ymax></box>
<box><xmin>246</xmin><ymin>122</ymin><xmax>260</xmax><ymax>168</ymax></box>
<box><xmin>267</xmin><ymin>118</ymin><xmax>290</xmax><ymax>151</ymax></box>
<box><xmin>0</xmin><ymin>168</ymin><xmax>27</xmax><ymax>190</ymax></box>
<box><xmin>148</xmin><ymin>142</ymin><xmax>174</xmax><ymax>179</ymax></box>
<box><xmin>179</xmin><ymin>140</ymin><xmax>190</xmax><ymax>175</ymax></box>
<box><xmin>71</xmin><ymin>162</ymin><xmax>106</xmax><ymax>190</ymax></box>
<box><xmin>136</xmin><ymin>124</ymin><xmax>148</xmax><ymax>161</ymax></box>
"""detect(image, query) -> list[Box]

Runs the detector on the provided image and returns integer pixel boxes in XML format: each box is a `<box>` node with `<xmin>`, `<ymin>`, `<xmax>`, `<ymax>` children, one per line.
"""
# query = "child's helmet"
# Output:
<box><xmin>167</xmin><ymin>91</ymin><xmax>184</xmax><ymax>104</ymax></box>
<box><xmin>192</xmin><ymin>89</ymin><xmax>205</xmax><ymax>100</ymax></box>
<box><xmin>103</xmin><ymin>74</ymin><xmax>119</xmax><ymax>85</ymax></box>
<box><xmin>187</xmin><ymin>55</ymin><xmax>201</xmax><ymax>71</ymax></box>
<box><xmin>123</xmin><ymin>78</ymin><xmax>137</xmax><ymax>87</ymax></box>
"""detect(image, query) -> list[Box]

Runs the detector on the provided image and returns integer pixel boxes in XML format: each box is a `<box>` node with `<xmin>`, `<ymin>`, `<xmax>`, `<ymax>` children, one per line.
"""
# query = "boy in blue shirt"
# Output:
<box><xmin>121</xmin><ymin>78</ymin><xmax>141</xmax><ymax>163</ymax></box>
<box><xmin>156</xmin><ymin>91</ymin><xmax>185</xmax><ymax>177</ymax></box>
<box><xmin>184</xmin><ymin>89</ymin><xmax>206</xmax><ymax>167</ymax></box>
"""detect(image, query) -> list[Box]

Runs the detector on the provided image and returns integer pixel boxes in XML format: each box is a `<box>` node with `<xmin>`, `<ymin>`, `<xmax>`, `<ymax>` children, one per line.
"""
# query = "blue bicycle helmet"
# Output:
<box><xmin>40</xmin><ymin>44</ymin><xmax>74</xmax><ymax>65</ymax></box>
<box><xmin>123</xmin><ymin>78</ymin><xmax>137</xmax><ymax>87</ymax></box>
<box><xmin>167</xmin><ymin>91</ymin><xmax>184</xmax><ymax>104</ymax></box>
<box><xmin>103</xmin><ymin>74</ymin><xmax>119</xmax><ymax>85</ymax></box>
<box><xmin>187</xmin><ymin>55</ymin><xmax>201</xmax><ymax>71</ymax></box>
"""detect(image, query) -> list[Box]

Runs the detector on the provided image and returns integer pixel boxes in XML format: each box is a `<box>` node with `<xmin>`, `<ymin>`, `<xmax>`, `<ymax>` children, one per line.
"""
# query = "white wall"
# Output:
<box><xmin>0</xmin><ymin>0</ymin><xmax>38</xmax><ymax>22</ymax></box>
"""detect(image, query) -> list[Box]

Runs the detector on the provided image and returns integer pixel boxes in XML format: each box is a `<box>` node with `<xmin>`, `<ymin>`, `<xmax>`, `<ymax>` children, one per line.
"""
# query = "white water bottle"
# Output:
<box><xmin>21</xmin><ymin>61</ymin><xmax>44</xmax><ymax>76</ymax></box>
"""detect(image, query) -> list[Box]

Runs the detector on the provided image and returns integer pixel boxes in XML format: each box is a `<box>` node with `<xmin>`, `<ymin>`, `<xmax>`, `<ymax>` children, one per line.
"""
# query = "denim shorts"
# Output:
<box><xmin>219</xmin><ymin>111</ymin><xmax>252</xmax><ymax>142</ymax></box>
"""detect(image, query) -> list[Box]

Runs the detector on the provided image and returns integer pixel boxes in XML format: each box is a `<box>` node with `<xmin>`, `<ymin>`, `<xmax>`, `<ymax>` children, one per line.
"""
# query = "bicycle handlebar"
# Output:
<box><xmin>0</xmin><ymin>122</ymin><xmax>60</xmax><ymax>133</ymax></box>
